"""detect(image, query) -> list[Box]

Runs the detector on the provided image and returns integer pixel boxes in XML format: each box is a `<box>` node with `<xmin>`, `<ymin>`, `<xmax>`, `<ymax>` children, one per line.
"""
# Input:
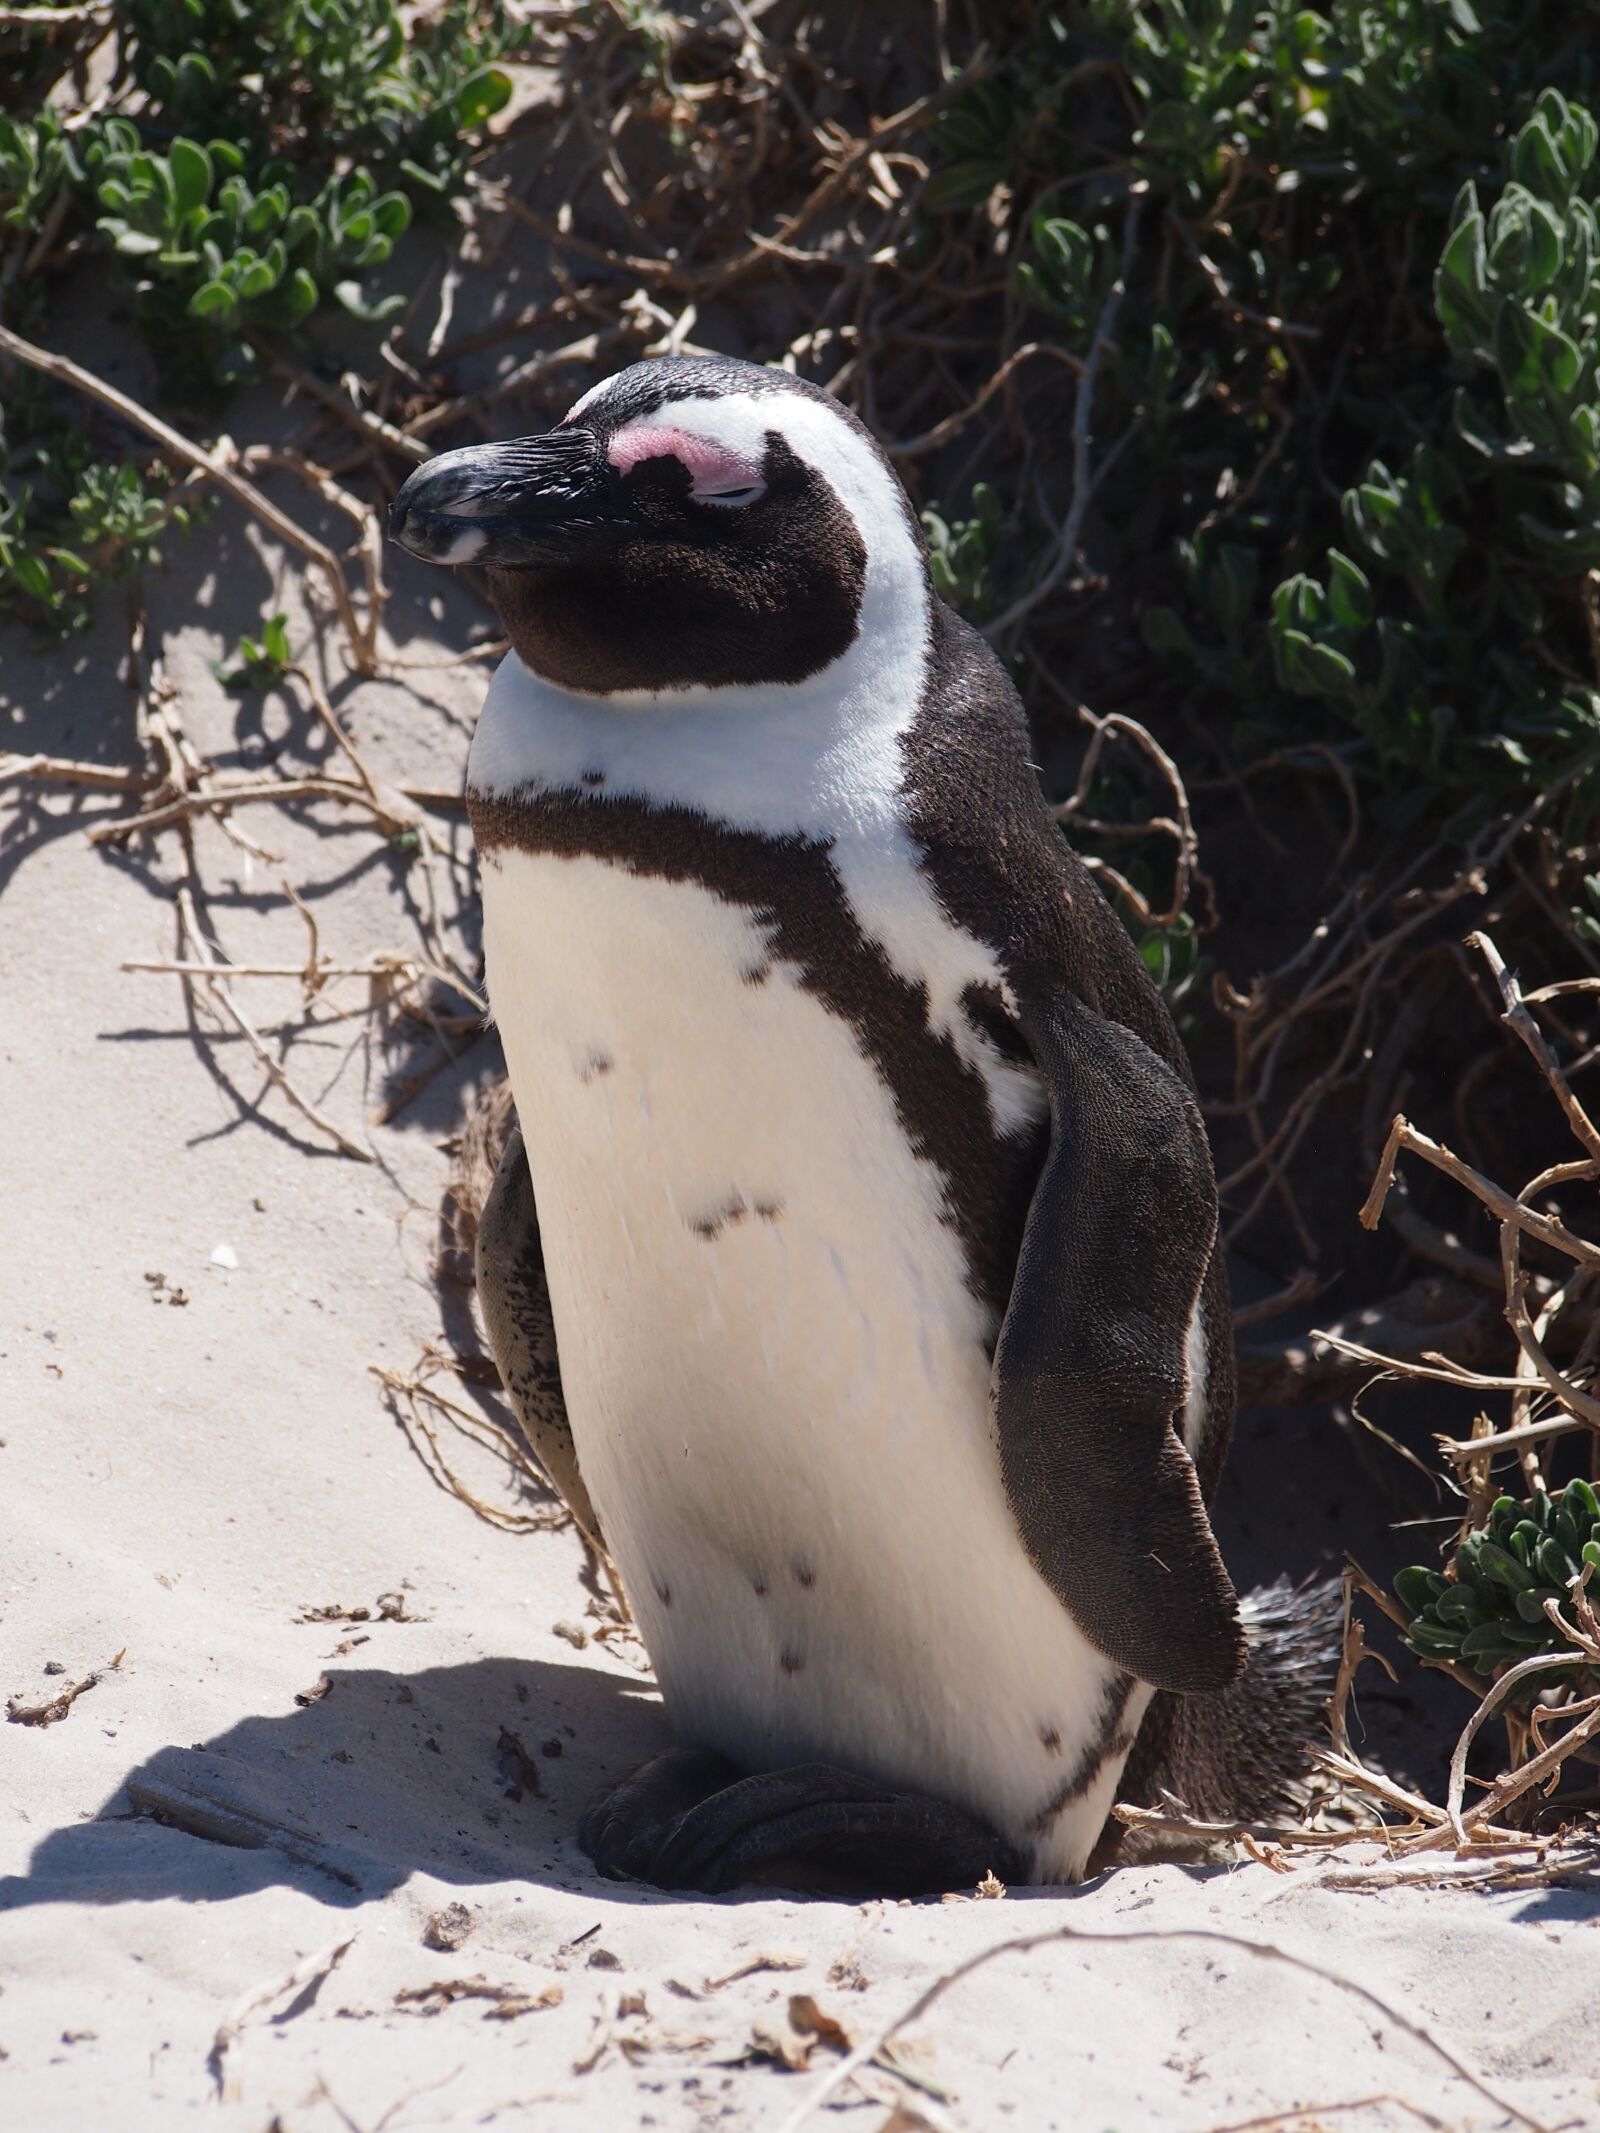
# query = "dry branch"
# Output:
<box><xmin>0</xmin><ymin>321</ymin><xmax>378</xmax><ymax>672</ymax></box>
<box><xmin>174</xmin><ymin>888</ymin><xmax>373</xmax><ymax>1162</ymax></box>
<box><xmin>1360</xmin><ymin>1113</ymin><xmax>1600</xmax><ymax>1270</ymax></box>
<box><xmin>0</xmin><ymin>753</ymin><xmax>158</xmax><ymax>793</ymax></box>
<box><xmin>1468</xmin><ymin>930</ymin><xmax>1600</xmax><ymax>1165</ymax></box>
<box><xmin>1331</xmin><ymin>932</ymin><xmax>1600</xmax><ymax>1851</ymax></box>
<box><xmin>371</xmin><ymin>1361</ymin><xmax>567</xmax><ymax>1534</ymax></box>
<box><xmin>6</xmin><ymin>1669</ymin><xmax>102</xmax><ymax>1726</ymax></box>
<box><xmin>208</xmin><ymin>1934</ymin><xmax>357</xmax><ymax>2101</ymax></box>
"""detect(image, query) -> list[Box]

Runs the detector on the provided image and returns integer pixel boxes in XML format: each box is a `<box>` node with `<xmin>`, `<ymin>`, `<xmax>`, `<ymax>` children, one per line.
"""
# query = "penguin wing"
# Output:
<box><xmin>900</xmin><ymin>602</ymin><xmax>1242</xmax><ymax>1695</ymax></box>
<box><xmin>477</xmin><ymin>1120</ymin><xmax>604</xmax><ymax>1548</ymax></box>
<box><xmin>992</xmin><ymin>979</ymin><xmax>1246</xmax><ymax>1696</ymax></box>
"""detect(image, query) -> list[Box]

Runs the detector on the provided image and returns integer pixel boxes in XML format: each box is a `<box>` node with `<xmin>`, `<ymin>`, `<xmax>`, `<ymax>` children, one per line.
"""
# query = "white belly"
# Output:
<box><xmin>482</xmin><ymin>847</ymin><xmax>1146</xmax><ymax>1877</ymax></box>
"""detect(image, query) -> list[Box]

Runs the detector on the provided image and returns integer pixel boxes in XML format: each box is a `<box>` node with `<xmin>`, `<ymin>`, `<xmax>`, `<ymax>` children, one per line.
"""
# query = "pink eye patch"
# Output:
<box><xmin>606</xmin><ymin>422</ymin><xmax>764</xmax><ymax>498</ymax></box>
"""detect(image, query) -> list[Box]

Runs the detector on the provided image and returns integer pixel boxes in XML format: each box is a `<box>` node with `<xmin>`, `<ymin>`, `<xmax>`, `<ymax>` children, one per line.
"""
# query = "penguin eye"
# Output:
<box><xmin>607</xmin><ymin>421</ymin><xmax>767</xmax><ymax>511</ymax></box>
<box><xmin>695</xmin><ymin>479</ymin><xmax>765</xmax><ymax>508</ymax></box>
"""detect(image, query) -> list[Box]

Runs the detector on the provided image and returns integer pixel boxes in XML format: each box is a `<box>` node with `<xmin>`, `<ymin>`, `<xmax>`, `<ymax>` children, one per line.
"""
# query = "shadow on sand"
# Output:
<box><xmin>0</xmin><ymin>1654</ymin><xmax>673</xmax><ymax>1915</ymax></box>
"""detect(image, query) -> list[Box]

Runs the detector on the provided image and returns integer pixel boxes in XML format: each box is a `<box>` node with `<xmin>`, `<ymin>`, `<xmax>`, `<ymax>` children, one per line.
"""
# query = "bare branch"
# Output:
<box><xmin>0</xmin><ymin>322</ymin><xmax>378</xmax><ymax>673</ymax></box>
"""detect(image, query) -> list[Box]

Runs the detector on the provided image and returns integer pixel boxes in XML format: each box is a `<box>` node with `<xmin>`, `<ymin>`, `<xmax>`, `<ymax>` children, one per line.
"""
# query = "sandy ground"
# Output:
<box><xmin>4</xmin><ymin>365</ymin><xmax>1600</xmax><ymax>2133</ymax></box>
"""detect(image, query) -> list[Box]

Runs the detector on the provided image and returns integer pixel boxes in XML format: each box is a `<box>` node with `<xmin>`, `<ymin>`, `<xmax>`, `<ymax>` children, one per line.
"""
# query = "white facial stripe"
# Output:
<box><xmin>472</xmin><ymin>387</ymin><xmax>1035</xmax><ymax>1133</ymax></box>
<box><xmin>565</xmin><ymin>373</ymin><xmax>616</xmax><ymax>421</ymax></box>
<box><xmin>655</xmin><ymin>395</ymin><xmax>912</xmax><ymax>569</ymax></box>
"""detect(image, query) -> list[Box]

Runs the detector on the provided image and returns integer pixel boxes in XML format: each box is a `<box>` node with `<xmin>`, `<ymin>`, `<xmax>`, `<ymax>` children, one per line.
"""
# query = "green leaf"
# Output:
<box><xmin>332</xmin><ymin>280</ymin><xmax>405</xmax><ymax>323</ymax></box>
<box><xmin>1477</xmin><ymin>1539</ymin><xmax>1539</xmax><ymax>1593</ymax></box>
<box><xmin>398</xmin><ymin>158</ymin><xmax>449</xmax><ymax>197</ymax></box>
<box><xmin>1536</xmin><ymin>1536</ymin><xmax>1576</xmax><ymax>1587</ymax></box>
<box><xmin>9</xmin><ymin>549</ymin><xmax>52</xmax><ymax>601</ymax></box>
<box><xmin>1435</xmin><ymin>209</ymin><xmax>1487</xmax><ymax>345</ymax></box>
<box><xmin>1301</xmin><ymin>638</ymin><xmax>1356</xmax><ymax>691</ymax></box>
<box><xmin>370</xmin><ymin>193</ymin><xmax>410</xmax><ymax>239</ymax></box>
<box><xmin>1273</xmin><ymin>572</ymin><xmax>1326</xmax><ymax>630</ymax></box>
<box><xmin>1493</xmin><ymin>301</ymin><xmax>1541</xmax><ymax>399</ymax></box>
<box><xmin>244</xmin><ymin>190</ymin><xmax>282</xmax><ymax>238</ymax></box>
<box><xmin>1530</xmin><ymin>312</ymin><xmax>1582</xmax><ymax>398</ymax></box>
<box><xmin>923</xmin><ymin>160</ymin><xmax>1002</xmax><ymax>211</ymax></box>
<box><xmin>1524</xmin><ymin>198</ymin><xmax>1564</xmax><ymax>287</ymax></box>
<box><xmin>168</xmin><ymin>137</ymin><xmax>212</xmax><ymax>217</ymax></box>
<box><xmin>264</xmin><ymin>267</ymin><xmax>319</xmax><ymax>327</ymax></box>
<box><xmin>187</xmin><ymin>278</ymin><xmax>237</xmax><ymax>320</ymax></box>
<box><xmin>1489</xmin><ymin>191</ymin><xmax>1537</xmax><ymax>290</ymax></box>
<box><xmin>1394</xmin><ymin>1565</ymin><xmax>1448</xmax><ymax>1616</ymax></box>
<box><xmin>1327</xmin><ymin>550</ymin><xmax>1373</xmax><ymax>629</ymax></box>
<box><xmin>1459</xmin><ymin>1621</ymin><xmax>1538</xmax><ymax>1665</ymax></box>
<box><xmin>1035</xmin><ymin>215</ymin><xmax>1093</xmax><ymax>289</ymax></box>
<box><xmin>283</xmin><ymin>205</ymin><xmax>320</xmax><ymax>253</ymax></box>
<box><xmin>1406</xmin><ymin>1619</ymin><xmax>1466</xmax><ymax>1659</ymax></box>
<box><xmin>455</xmin><ymin>65</ymin><xmax>513</xmax><ymax>130</ymax></box>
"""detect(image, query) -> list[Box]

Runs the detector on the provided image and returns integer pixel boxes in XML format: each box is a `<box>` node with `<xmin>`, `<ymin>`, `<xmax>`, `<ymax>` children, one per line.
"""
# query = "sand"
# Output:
<box><xmin>3</xmin><ymin>404</ymin><xmax>1599</xmax><ymax>2133</ymax></box>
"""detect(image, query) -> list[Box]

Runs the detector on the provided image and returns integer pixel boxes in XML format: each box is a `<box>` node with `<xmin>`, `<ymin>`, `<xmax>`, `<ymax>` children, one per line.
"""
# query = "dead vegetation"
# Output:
<box><xmin>1113</xmin><ymin>929</ymin><xmax>1600</xmax><ymax>1876</ymax></box>
<box><xmin>4</xmin><ymin>1651</ymin><xmax>119</xmax><ymax>1728</ymax></box>
<box><xmin>1320</xmin><ymin>935</ymin><xmax>1600</xmax><ymax>1859</ymax></box>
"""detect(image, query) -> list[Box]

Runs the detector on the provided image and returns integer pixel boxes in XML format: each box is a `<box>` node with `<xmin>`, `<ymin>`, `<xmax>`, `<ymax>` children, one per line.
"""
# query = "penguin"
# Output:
<box><xmin>390</xmin><ymin>354</ymin><xmax>1335</xmax><ymax>1894</ymax></box>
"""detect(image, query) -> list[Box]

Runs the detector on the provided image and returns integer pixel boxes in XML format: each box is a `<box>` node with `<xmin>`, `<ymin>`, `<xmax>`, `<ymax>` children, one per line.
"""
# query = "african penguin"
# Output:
<box><xmin>391</xmin><ymin>354</ymin><xmax>1335</xmax><ymax>1894</ymax></box>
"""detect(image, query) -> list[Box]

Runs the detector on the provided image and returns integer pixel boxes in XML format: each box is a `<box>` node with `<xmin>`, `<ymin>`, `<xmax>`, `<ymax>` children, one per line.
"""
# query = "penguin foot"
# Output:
<box><xmin>580</xmin><ymin>1748</ymin><xmax>1023</xmax><ymax>1896</ymax></box>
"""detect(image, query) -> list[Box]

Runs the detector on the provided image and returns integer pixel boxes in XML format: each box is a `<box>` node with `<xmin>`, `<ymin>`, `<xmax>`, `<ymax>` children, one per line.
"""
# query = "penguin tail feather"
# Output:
<box><xmin>1111</xmin><ymin>1574</ymin><xmax>1344</xmax><ymax>1856</ymax></box>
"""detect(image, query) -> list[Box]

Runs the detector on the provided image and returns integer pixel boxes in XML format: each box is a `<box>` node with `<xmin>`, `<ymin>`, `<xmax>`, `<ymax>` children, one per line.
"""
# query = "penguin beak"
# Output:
<box><xmin>390</xmin><ymin>428</ymin><xmax>626</xmax><ymax>569</ymax></box>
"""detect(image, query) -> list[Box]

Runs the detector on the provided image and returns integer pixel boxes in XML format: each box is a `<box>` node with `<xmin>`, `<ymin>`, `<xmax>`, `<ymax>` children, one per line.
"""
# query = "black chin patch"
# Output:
<box><xmin>487</xmin><ymin>435</ymin><xmax>867</xmax><ymax>694</ymax></box>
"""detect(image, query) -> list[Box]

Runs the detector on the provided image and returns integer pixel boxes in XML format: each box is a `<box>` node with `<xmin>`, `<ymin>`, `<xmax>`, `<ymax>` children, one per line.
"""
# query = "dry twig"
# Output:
<box><xmin>773</xmin><ymin>1923</ymin><xmax>1547</xmax><ymax>2133</ymax></box>
<box><xmin>174</xmin><ymin>887</ymin><xmax>373</xmax><ymax>1161</ymax></box>
<box><xmin>0</xmin><ymin>322</ymin><xmax>378</xmax><ymax>672</ymax></box>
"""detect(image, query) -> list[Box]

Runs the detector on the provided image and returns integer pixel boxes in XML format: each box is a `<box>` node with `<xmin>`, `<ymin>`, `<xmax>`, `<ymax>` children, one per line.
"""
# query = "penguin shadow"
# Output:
<box><xmin>0</xmin><ymin>1654</ymin><xmax>675</xmax><ymax>1917</ymax></box>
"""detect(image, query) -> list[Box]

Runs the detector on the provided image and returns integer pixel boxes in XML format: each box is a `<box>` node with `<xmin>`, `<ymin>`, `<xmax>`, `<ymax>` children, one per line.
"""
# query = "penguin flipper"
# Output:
<box><xmin>993</xmin><ymin>986</ymin><xmax>1245</xmax><ymax>1696</ymax></box>
<box><xmin>477</xmin><ymin>1120</ymin><xmax>604</xmax><ymax>1549</ymax></box>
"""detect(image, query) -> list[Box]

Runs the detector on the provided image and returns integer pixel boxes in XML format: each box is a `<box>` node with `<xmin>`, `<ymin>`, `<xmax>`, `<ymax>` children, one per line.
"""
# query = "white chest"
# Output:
<box><xmin>481</xmin><ymin>845</ymin><xmax>1145</xmax><ymax>1877</ymax></box>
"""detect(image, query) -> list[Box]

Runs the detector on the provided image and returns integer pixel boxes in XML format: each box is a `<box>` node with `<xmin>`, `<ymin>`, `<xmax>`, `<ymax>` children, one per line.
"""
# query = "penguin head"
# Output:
<box><xmin>390</xmin><ymin>355</ymin><xmax>927</xmax><ymax>697</ymax></box>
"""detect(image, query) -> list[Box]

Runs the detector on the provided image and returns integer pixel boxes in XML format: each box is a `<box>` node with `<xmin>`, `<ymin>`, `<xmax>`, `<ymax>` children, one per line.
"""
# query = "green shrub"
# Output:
<box><xmin>923</xmin><ymin>483</ymin><xmax>1006</xmax><ymax>621</ymax></box>
<box><xmin>0</xmin><ymin>377</ymin><xmax>208</xmax><ymax>633</ymax></box>
<box><xmin>1271</xmin><ymin>91</ymin><xmax>1600</xmax><ymax>802</ymax></box>
<box><xmin>87</xmin><ymin>126</ymin><xmax>412</xmax><ymax>357</ymax></box>
<box><xmin>926</xmin><ymin>4</ymin><xmax>1600</xmax><ymax>832</ymax></box>
<box><xmin>119</xmin><ymin>0</ymin><xmax>522</xmax><ymax>197</ymax></box>
<box><xmin>1397</xmin><ymin>1478</ymin><xmax>1600</xmax><ymax>1698</ymax></box>
<box><xmin>0</xmin><ymin>0</ymin><xmax>527</xmax><ymax>628</ymax></box>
